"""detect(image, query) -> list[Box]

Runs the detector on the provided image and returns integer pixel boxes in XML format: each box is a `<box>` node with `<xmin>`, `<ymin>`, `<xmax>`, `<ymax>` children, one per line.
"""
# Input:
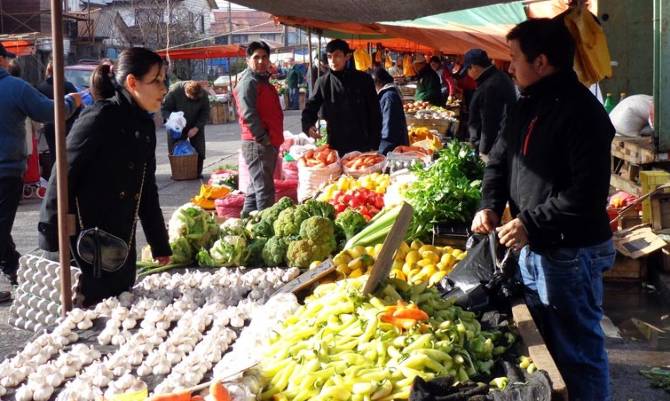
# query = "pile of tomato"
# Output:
<box><xmin>328</xmin><ymin>188</ymin><xmax>385</xmax><ymax>221</ymax></box>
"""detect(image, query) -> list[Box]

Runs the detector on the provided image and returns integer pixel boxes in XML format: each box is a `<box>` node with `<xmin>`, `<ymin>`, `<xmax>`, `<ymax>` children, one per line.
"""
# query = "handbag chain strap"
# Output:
<box><xmin>76</xmin><ymin>163</ymin><xmax>147</xmax><ymax>244</ymax></box>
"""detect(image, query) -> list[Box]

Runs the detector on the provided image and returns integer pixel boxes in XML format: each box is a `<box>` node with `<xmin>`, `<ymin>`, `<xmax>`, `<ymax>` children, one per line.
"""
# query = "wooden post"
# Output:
<box><xmin>50</xmin><ymin>0</ymin><xmax>73</xmax><ymax>315</ymax></box>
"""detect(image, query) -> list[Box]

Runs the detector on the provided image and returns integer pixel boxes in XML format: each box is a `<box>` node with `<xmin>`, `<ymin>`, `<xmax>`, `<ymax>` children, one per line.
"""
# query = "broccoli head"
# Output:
<box><xmin>242</xmin><ymin>237</ymin><xmax>268</xmax><ymax>267</ymax></box>
<box><xmin>303</xmin><ymin>200</ymin><xmax>336</xmax><ymax>220</ymax></box>
<box><xmin>273</xmin><ymin>206</ymin><xmax>311</xmax><ymax>237</ymax></box>
<box><xmin>299</xmin><ymin>216</ymin><xmax>335</xmax><ymax>243</ymax></box>
<box><xmin>262</xmin><ymin>236</ymin><xmax>289</xmax><ymax>266</ymax></box>
<box><xmin>286</xmin><ymin>239</ymin><xmax>335</xmax><ymax>269</ymax></box>
<box><xmin>259</xmin><ymin>196</ymin><xmax>295</xmax><ymax>224</ymax></box>
<box><xmin>249</xmin><ymin>219</ymin><xmax>274</xmax><ymax>239</ymax></box>
<box><xmin>335</xmin><ymin>209</ymin><xmax>367</xmax><ymax>241</ymax></box>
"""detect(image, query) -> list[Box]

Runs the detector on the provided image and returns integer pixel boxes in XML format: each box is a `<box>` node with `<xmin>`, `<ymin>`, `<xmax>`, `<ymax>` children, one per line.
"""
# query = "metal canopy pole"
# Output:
<box><xmin>50</xmin><ymin>0</ymin><xmax>73</xmax><ymax>315</ymax></box>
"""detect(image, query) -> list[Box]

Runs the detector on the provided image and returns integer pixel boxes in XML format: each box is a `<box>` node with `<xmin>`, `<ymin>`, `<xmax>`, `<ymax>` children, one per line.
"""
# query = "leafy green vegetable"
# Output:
<box><xmin>168</xmin><ymin>204</ymin><xmax>220</xmax><ymax>254</ymax></box>
<box><xmin>219</xmin><ymin>218</ymin><xmax>246</xmax><ymax>237</ymax></box>
<box><xmin>286</xmin><ymin>239</ymin><xmax>334</xmax><ymax>268</ymax></box>
<box><xmin>242</xmin><ymin>237</ymin><xmax>268</xmax><ymax>267</ymax></box>
<box><xmin>404</xmin><ymin>141</ymin><xmax>484</xmax><ymax>241</ymax></box>
<box><xmin>299</xmin><ymin>216</ymin><xmax>335</xmax><ymax>242</ymax></box>
<box><xmin>209</xmin><ymin>235</ymin><xmax>247</xmax><ymax>266</ymax></box>
<box><xmin>335</xmin><ymin>209</ymin><xmax>367</xmax><ymax>241</ymax></box>
<box><xmin>273</xmin><ymin>206</ymin><xmax>311</xmax><ymax>237</ymax></box>
<box><xmin>302</xmin><ymin>199</ymin><xmax>336</xmax><ymax>220</ymax></box>
<box><xmin>169</xmin><ymin>237</ymin><xmax>193</xmax><ymax>264</ymax></box>
<box><xmin>263</xmin><ymin>236</ymin><xmax>289</xmax><ymax>266</ymax></box>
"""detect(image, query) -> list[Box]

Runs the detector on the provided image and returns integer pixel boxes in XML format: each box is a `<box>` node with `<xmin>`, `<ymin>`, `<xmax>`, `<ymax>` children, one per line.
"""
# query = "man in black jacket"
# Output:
<box><xmin>471</xmin><ymin>19</ymin><xmax>615</xmax><ymax>401</ymax></box>
<box><xmin>302</xmin><ymin>39</ymin><xmax>382</xmax><ymax>156</ymax></box>
<box><xmin>464</xmin><ymin>49</ymin><xmax>516</xmax><ymax>157</ymax></box>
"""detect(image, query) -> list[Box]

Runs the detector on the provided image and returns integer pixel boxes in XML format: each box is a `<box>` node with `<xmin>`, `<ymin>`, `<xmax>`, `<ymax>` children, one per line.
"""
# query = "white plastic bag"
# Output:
<box><xmin>341</xmin><ymin>151</ymin><xmax>386</xmax><ymax>177</ymax></box>
<box><xmin>165</xmin><ymin>111</ymin><xmax>187</xmax><ymax>132</ymax></box>
<box><xmin>297</xmin><ymin>159</ymin><xmax>342</xmax><ymax>202</ymax></box>
<box><xmin>609</xmin><ymin>95</ymin><xmax>653</xmax><ymax>136</ymax></box>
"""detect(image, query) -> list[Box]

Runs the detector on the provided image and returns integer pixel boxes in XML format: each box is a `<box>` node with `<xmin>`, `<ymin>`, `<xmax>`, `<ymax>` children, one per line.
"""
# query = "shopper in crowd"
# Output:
<box><xmin>0</xmin><ymin>44</ymin><xmax>80</xmax><ymax>301</ymax></box>
<box><xmin>463</xmin><ymin>48</ymin><xmax>516</xmax><ymax>157</ymax></box>
<box><xmin>162</xmin><ymin>80</ymin><xmax>210</xmax><ymax>178</ymax></box>
<box><xmin>388</xmin><ymin>60</ymin><xmax>402</xmax><ymax>77</ymax></box>
<box><xmin>37</xmin><ymin>61</ymin><xmax>81</xmax><ymax>170</ymax></box>
<box><xmin>413</xmin><ymin>55</ymin><xmax>442</xmax><ymax>106</ymax></box>
<box><xmin>302</xmin><ymin>39</ymin><xmax>382</xmax><ymax>156</ymax></box>
<box><xmin>38</xmin><ymin>47</ymin><xmax>171</xmax><ymax>307</ymax></box>
<box><xmin>371</xmin><ymin>67</ymin><xmax>408</xmax><ymax>155</ymax></box>
<box><xmin>430</xmin><ymin>56</ymin><xmax>456</xmax><ymax>100</ymax></box>
<box><xmin>471</xmin><ymin>19</ymin><xmax>615</xmax><ymax>401</ymax></box>
<box><xmin>285</xmin><ymin>58</ymin><xmax>302</xmax><ymax>110</ymax></box>
<box><xmin>233</xmin><ymin>41</ymin><xmax>283</xmax><ymax>216</ymax></box>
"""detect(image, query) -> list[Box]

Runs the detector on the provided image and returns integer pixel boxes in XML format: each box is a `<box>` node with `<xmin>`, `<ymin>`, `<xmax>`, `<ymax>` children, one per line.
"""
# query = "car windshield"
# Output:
<box><xmin>64</xmin><ymin>69</ymin><xmax>93</xmax><ymax>90</ymax></box>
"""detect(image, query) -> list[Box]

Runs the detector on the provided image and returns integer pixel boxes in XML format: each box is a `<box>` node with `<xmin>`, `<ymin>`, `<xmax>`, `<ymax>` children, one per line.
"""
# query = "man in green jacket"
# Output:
<box><xmin>413</xmin><ymin>55</ymin><xmax>443</xmax><ymax>106</ymax></box>
<box><xmin>162</xmin><ymin>80</ymin><xmax>211</xmax><ymax>177</ymax></box>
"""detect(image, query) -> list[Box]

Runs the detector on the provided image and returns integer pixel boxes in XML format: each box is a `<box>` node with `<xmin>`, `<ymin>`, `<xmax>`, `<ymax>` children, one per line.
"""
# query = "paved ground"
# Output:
<box><xmin>1</xmin><ymin>111</ymin><xmax>669</xmax><ymax>400</ymax></box>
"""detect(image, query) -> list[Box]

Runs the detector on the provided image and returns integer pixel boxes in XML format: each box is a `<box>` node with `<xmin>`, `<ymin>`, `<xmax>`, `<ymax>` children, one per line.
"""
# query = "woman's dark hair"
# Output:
<box><xmin>326</xmin><ymin>39</ymin><xmax>351</xmax><ymax>55</ymax></box>
<box><xmin>506</xmin><ymin>18</ymin><xmax>575</xmax><ymax>71</ymax></box>
<box><xmin>247</xmin><ymin>41</ymin><xmax>271</xmax><ymax>57</ymax></box>
<box><xmin>90</xmin><ymin>47</ymin><xmax>163</xmax><ymax>100</ymax></box>
<box><xmin>371</xmin><ymin>67</ymin><xmax>393</xmax><ymax>86</ymax></box>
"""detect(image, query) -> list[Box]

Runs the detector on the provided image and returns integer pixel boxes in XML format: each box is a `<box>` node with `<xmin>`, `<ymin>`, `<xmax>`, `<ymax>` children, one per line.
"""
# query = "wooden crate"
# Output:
<box><xmin>611</xmin><ymin>136</ymin><xmax>656</xmax><ymax>164</ymax></box>
<box><xmin>604</xmin><ymin>254</ymin><xmax>647</xmax><ymax>280</ymax></box>
<box><xmin>611</xmin><ymin>155</ymin><xmax>641</xmax><ymax>183</ymax></box>
<box><xmin>610</xmin><ymin>174</ymin><xmax>642</xmax><ymax>196</ymax></box>
<box><xmin>650</xmin><ymin>192</ymin><xmax>670</xmax><ymax>230</ymax></box>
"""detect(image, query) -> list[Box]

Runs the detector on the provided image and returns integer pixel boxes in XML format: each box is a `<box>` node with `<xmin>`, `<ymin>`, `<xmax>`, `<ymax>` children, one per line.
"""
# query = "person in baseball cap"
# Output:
<box><xmin>463</xmin><ymin>47</ymin><xmax>516</xmax><ymax>156</ymax></box>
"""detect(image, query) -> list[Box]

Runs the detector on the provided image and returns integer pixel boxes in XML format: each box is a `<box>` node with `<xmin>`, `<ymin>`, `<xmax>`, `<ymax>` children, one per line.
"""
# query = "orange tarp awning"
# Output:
<box><xmin>346</xmin><ymin>38</ymin><xmax>434</xmax><ymax>54</ymax></box>
<box><xmin>156</xmin><ymin>45</ymin><xmax>246</xmax><ymax>60</ymax></box>
<box><xmin>0</xmin><ymin>40</ymin><xmax>34</xmax><ymax>57</ymax></box>
<box><xmin>276</xmin><ymin>16</ymin><xmax>512</xmax><ymax>60</ymax></box>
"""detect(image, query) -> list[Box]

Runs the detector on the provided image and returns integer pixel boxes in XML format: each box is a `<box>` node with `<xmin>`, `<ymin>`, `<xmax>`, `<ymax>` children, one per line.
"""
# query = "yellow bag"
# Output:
<box><xmin>563</xmin><ymin>7</ymin><xmax>612</xmax><ymax>86</ymax></box>
<box><xmin>403</xmin><ymin>54</ymin><xmax>416</xmax><ymax>77</ymax></box>
<box><xmin>385</xmin><ymin>54</ymin><xmax>393</xmax><ymax>69</ymax></box>
<box><xmin>353</xmin><ymin>48</ymin><xmax>372</xmax><ymax>71</ymax></box>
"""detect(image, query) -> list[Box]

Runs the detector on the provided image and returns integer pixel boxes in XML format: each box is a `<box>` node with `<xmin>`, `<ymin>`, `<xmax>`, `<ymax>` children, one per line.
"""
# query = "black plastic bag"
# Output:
<box><xmin>438</xmin><ymin>233</ymin><xmax>520</xmax><ymax>311</ymax></box>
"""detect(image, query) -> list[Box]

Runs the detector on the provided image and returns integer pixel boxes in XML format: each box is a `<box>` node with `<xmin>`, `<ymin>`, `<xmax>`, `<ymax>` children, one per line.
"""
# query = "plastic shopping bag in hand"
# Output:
<box><xmin>438</xmin><ymin>232</ymin><xmax>519</xmax><ymax>311</ymax></box>
<box><xmin>165</xmin><ymin>111</ymin><xmax>187</xmax><ymax>140</ymax></box>
<box><xmin>173</xmin><ymin>140</ymin><xmax>196</xmax><ymax>156</ymax></box>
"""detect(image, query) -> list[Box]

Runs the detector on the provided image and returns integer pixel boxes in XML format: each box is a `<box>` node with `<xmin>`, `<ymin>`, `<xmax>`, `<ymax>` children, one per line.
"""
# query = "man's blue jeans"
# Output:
<box><xmin>288</xmin><ymin>87</ymin><xmax>300</xmax><ymax>110</ymax></box>
<box><xmin>519</xmin><ymin>239</ymin><xmax>615</xmax><ymax>401</ymax></box>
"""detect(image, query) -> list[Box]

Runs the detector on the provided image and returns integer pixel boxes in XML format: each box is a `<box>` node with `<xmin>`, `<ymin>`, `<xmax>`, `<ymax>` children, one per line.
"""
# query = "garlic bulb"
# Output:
<box><xmin>153</xmin><ymin>360</ymin><xmax>171</xmax><ymax>375</ymax></box>
<box><xmin>15</xmin><ymin>385</ymin><xmax>33</xmax><ymax>401</ymax></box>
<box><xmin>77</xmin><ymin>318</ymin><xmax>93</xmax><ymax>330</ymax></box>
<box><xmin>32</xmin><ymin>384</ymin><xmax>54</xmax><ymax>401</ymax></box>
<box><xmin>136</xmin><ymin>364</ymin><xmax>152</xmax><ymax>377</ymax></box>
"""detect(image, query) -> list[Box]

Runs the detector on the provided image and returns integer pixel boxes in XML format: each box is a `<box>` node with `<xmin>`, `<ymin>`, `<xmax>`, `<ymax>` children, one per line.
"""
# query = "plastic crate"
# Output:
<box><xmin>640</xmin><ymin>170</ymin><xmax>670</xmax><ymax>223</ymax></box>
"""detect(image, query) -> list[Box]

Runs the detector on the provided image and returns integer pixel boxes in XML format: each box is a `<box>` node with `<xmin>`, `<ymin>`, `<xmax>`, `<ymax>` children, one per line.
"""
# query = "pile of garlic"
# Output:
<box><xmin>2</xmin><ymin>267</ymin><xmax>302</xmax><ymax>400</ymax></box>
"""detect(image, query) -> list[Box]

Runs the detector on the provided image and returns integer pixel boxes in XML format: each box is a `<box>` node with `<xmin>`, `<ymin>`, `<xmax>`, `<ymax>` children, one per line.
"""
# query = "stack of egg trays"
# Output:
<box><xmin>9</xmin><ymin>254</ymin><xmax>81</xmax><ymax>332</ymax></box>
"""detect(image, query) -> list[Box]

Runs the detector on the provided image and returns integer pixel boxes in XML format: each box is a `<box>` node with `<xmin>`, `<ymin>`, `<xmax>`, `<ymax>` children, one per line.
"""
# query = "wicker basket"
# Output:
<box><xmin>406</xmin><ymin>116</ymin><xmax>454</xmax><ymax>134</ymax></box>
<box><xmin>169</xmin><ymin>154</ymin><xmax>198</xmax><ymax>180</ymax></box>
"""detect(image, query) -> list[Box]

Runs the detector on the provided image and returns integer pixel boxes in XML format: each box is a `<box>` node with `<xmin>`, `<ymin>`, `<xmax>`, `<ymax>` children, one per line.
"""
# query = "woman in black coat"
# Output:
<box><xmin>39</xmin><ymin>48</ymin><xmax>172</xmax><ymax>306</ymax></box>
<box><xmin>371</xmin><ymin>67</ymin><xmax>409</xmax><ymax>155</ymax></box>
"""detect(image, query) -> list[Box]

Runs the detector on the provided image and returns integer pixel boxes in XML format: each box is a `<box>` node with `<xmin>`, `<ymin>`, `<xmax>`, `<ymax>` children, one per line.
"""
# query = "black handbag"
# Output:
<box><xmin>76</xmin><ymin>164</ymin><xmax>146</xmax><ymax>278</ymax></box>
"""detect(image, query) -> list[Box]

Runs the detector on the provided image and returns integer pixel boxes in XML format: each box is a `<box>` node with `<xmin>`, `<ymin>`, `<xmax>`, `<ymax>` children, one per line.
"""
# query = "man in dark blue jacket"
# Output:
<box><xmin>0</xmin><ymin>43</ymin><xmax>80</xmax><ymax>293</ymax></box>
<box><xmin>371</xmin><ymin>67</ymin><xmax>408</xmax><ymax>155</ymax></box>
<box><xmin>471</xmin><ymin>19</ymin><xmax>615</xmax><ymax>401</ymax></box>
